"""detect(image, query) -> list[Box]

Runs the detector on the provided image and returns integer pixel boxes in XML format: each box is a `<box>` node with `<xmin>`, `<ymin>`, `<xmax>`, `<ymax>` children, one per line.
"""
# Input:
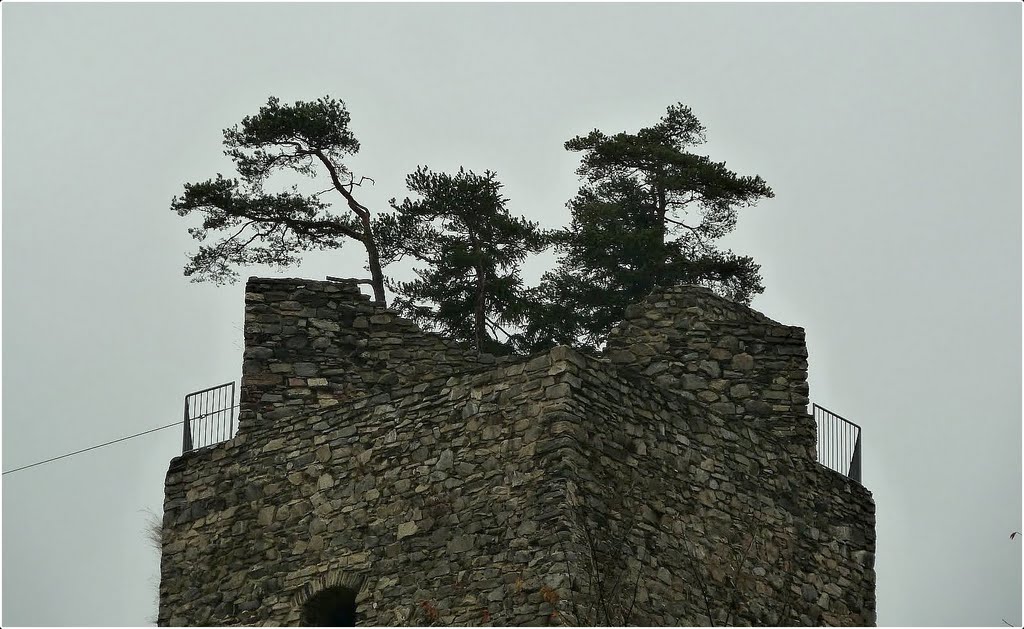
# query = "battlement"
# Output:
<box><xmin>605</xmin><ymin>284</ymin><xmax>815</xmax><ymax>460</ymax></box>
<box><xmin>239</xmin><ymin>277</ymin><xmax>511</xmax><ymax>438</ymax></box>
<box><xmin>159</xmin><ymin>278</ymin><xmax>875</xmax><ymax>626</ymax></box>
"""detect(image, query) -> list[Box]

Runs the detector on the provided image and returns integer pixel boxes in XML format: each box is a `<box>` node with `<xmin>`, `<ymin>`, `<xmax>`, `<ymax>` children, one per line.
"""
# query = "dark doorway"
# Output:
<box><xmin>300</xmin><ymin>586</ymin><xmax>358</xmax><ymax>627</ymax></box>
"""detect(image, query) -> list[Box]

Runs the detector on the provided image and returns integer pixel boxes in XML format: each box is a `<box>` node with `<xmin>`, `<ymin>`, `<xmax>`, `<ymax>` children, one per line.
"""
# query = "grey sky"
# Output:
<box><xmin>2</xmin><ymin>2</ymin><xmax>1020</xmax><ymax>626</ymax></box>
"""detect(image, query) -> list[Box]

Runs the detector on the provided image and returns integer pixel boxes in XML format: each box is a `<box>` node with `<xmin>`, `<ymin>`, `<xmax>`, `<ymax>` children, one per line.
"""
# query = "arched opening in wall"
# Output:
<box><xmin>300</xmin><ymin>586</ymin><xmax>358</xmax><ymax>627</ymax></box>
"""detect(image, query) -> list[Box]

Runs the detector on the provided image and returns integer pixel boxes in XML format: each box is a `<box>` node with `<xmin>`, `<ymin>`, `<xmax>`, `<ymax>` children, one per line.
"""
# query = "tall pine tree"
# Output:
<box><xmin>526</xmin><ymin>104</ymin><xmax>773</xmax><ymax>351</ymax></box>
<box><xmin>378</xmin><ymin>167</ymin><xmax>547</xmax><ymax>355</ymax></box>
<box><xmin>171</xmin><ymin>96</ymin><xmax>389</xmax><ymax>302</ymax></box>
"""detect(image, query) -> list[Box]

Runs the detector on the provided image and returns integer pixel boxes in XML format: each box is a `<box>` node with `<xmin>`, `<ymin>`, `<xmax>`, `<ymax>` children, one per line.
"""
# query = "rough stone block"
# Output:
<box><xmin>731</xmin><ymin>353</ymin><xmax>755</xmax><ymax>371</ymax></box>
<box><xmin>293</xmin><ymin>362</ymin><xmax>318</xmax><ymax>377</ymax></box>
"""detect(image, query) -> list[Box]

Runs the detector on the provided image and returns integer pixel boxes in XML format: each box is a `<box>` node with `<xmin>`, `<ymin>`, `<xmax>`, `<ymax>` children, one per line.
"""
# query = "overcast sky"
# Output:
<box><xmin>2</xmin><ymin>2</ymin><xmax>1021</xmax><ymax>626</ymax></box>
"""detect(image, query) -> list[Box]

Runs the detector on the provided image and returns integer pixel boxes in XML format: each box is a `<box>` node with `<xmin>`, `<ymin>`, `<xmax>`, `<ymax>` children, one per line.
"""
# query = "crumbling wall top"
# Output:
<box><xmin>605</xmin><ymin>284</ymin><xmax>815</xmax><ymax>459</ymax></box>
<box><xmin>238</xmin><ymin>276</ymin><xmax>507</xmax><ymax>437</ymax></box>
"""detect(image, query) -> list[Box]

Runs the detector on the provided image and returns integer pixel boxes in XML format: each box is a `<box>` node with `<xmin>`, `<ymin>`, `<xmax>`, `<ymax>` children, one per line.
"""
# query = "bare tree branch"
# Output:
<box><xmin>622</xmin><ymin>548</ymin><xmax>644</xmax><ymax>626</ymax></box>
<box><xmin>345</xmin><ymin>174</ymin><xmax>375</xmax><ymax>193</ymax></box>
<box><xmin>311</xmin><ymin>148</ymin><xmax>371</xmax><ymax>219</ymax></box>
<box><xmin>210</xmin><ymin>219</ymin><xmax>257</xmax><ymax>256</ymax></box>
<box><xmin>681</xmin><ymin>533</ymin><xmax>716</xmax><ymax>625</ymax></box>
<box><xmin>484</xmin><ymin>315</ymin><xmax>516</xmax><ymax>342</ymax></box>
<box><xmin>663</xmin><ymin>215</ymin><xmax>713</xmax><ymax>255</ymax></box>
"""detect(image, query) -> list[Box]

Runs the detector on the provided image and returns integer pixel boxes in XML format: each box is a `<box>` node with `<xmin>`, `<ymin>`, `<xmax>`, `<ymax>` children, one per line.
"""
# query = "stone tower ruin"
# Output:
<box><xmin>158</xmin><ymin>277</ymin><xmax>875</xmax><ymax>626</ymax></box>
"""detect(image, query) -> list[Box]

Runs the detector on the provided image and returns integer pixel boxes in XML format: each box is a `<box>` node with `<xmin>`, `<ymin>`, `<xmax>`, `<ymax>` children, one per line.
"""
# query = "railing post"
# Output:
<box><xmin>813</xmin><ymin>403</ymin><xmax>863</xmax><ymax>484</ymax></box>
<box><xmin>229</xmin><ymin>381</ymin><xmax>236</xmax><ymax>439</ymax></box>
<box><xmin>849</xmin><ymin>433</ymin><xmax>862</xmax><ymax>483</ymax></box>
<box><xmin>182</xmin><ymin>397</ymin><xmax>193</xmax><ymax>454</ymax></box>
<box><xmin>181</xmin><ymin>382</ymin><xmax>237</xmax><ymax>454</ymax></box>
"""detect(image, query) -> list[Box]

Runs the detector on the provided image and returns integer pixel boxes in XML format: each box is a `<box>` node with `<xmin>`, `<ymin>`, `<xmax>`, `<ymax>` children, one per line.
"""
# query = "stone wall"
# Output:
<box><xmin>605</xmin><ymin>285</ymin><xmax>815</xmax><ymax>461</ymax></box>
<box><xmin>160</xmin><ymin>345</ymin><xmax>586</xmax><ymax>626</ymax></box>
<box><xmin>544</xmin><ymin>348</ymin><xmax>875</xmax><ymax>626</ymax></box>
<box><xmin>239</xmin><ymin>278</ymin><xmax>504</xmax><ymax>437</ymax></box>
<box><xmin>159</xmin><ymin>278</ymin><xmax>875</xmax><ymax>626</ymax></box>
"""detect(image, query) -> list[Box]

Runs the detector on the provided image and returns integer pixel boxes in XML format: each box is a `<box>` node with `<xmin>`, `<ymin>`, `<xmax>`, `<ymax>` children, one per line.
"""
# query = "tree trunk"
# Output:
<box><xmin>474</xmin><ymin>270</ymin><xmax>487</xmax><ymax>353</ymax></box>
<box><xmin>468</xmin><ymin>229</ymin><xmax>488</xmax><ymax>353</ymax></box>
<box><xmin>655</xmin><ymin>184</ymin><xmax>668</xmax><ymax>245</ymax></box>
<box><xmin>311</xmin><ymin>149</ymin><xmax>387</xmax><ymax>304</ymax></box>
<box><xmin>655</xmin><ymin>184</ymin><xmax>671</xmax><ymax>276</ymax></box>
<box><xmin>359</xmin><ymin>216</ymin><xmax>387</xmax><ymax>304</ymax></box>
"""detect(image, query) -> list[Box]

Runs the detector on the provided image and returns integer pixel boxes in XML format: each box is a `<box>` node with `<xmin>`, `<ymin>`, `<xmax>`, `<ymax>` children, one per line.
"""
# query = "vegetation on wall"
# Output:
<box><xmin>524</xmin><ymin>104</ymin><xmax>774</xmax><ymax>352</ymax></box>
<box><xmin>171</xmin><ymin>96</ymin><xmax>389</xmax><ymax>301</ymax></box>
<box><xmin>172</xmin><ymin>97</ymin><xmax>771</xmax><ymax>354</ymax></box>
<box><xmin>378</xmin><ymin>167</ymin><xmax>548</xmax><ymax>355</ymax></box>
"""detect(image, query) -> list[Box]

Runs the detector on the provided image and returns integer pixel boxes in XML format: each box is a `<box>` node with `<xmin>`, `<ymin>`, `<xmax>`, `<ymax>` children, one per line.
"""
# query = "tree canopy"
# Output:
<box><xmin>525</xmin><ymin>103</ymin><xmax>773</xmax><ymax>351</ymax></box>
<box><xmin>171</xmin><ymin>96</ymin><xmax>388</xmax><ymax>302</ymax></box>
<box><xmin>173</xmin><ymin>97</ymin><xmax>772</xmax><ymax>356</ymax></box>
<box><xmin>379</xmin><ymin>167</ymin><xmax>547</xmax><ymax>355</ymax></box>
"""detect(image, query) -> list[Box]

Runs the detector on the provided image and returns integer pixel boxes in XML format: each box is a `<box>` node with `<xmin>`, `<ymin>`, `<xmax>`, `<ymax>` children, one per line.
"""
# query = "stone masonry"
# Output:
<box><xmin>158</xmin><ymin>277</ymin><xmax>875</xmax><ymax>626</ymax></box>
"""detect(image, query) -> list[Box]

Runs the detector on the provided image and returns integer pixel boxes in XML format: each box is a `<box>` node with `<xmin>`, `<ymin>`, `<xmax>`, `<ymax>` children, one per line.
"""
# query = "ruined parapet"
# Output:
<box><xmin>605</xmin><ymin>285</ymin><xmax>815</xmax><ymax>461</ymax></box>
<box><xmin>160</xmin><ymin>278</ymin><xmax>875</xmax><ymax>627</ymax></box>
<box><xmin>161</xmin><ymin>344</ymin><xmax>589</xmax><ymax>626</ymax></box>
<box><xmin>239</xmin><ymin>277</ymin><xmax>503</xmax><ymax>437</ymax></box>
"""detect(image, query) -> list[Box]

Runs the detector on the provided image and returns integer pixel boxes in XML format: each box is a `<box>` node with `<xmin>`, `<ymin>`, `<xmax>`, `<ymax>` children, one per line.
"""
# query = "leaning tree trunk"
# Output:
<box><xmin>359</xmin><ymin>216</ymin><xmax>387</xmax><ymax>304</ymax></box>
<box><xmin>313</xmin><ymin>149</ymin><xmax>388</xmax><ymax>305</ymax></box>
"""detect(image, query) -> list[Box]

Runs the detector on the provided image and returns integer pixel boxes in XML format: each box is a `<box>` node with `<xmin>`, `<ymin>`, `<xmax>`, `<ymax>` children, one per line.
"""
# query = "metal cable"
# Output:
<box><xmin>2</xmin><ymin>403</ymin><xmax>241</xmax><ymax>476</ymax></box>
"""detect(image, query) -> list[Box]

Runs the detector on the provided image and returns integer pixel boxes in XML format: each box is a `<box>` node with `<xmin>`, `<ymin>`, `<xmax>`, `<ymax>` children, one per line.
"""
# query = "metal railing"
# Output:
<box><xmin>813</xmin><ymin>403</ymin><xmax>862</xmax><ymax>483</ymax></box>
<box><xmin>182</xmin><ymin>382</ymin><xmax>237</xmax><ymax>454</ymax></box>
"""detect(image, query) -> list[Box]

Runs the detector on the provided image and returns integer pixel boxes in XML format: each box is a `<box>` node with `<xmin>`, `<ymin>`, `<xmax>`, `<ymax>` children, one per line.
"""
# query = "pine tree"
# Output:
<box><xmin>378</xmin><ymin>167</ymin><xmax>548</xmax><ymax>355</ymax></box>
<box><xmin>526</xmin><ymin>104</ymin><xmax>774</xmax><ymax>351</ymax></box>
<box><xmin>171</xmin><ymin>96</ymin><xmax>388</xmax><ymax>302</ymax></box>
